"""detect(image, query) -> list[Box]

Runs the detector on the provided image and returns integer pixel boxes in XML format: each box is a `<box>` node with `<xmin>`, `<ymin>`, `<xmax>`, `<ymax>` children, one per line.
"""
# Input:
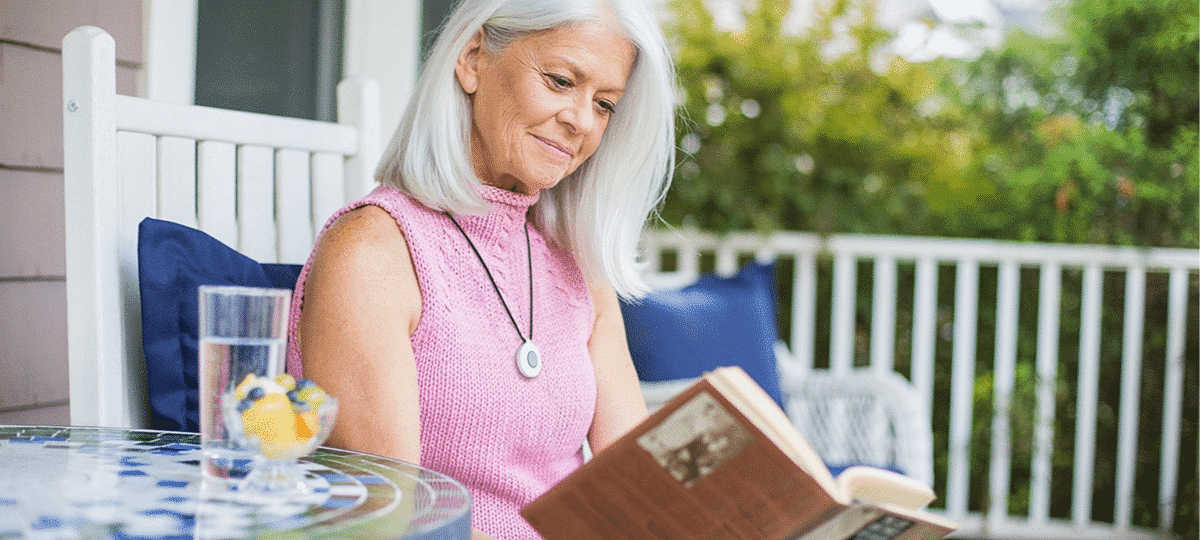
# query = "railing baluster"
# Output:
<box><xmin>830</xmin><ymin>252</ymin><xmax>857</xmax><ymax>375</ymax></box>
<box><xmin>1029</xmin><ymin>262</ymin><xmax>1061</xmax><ymax>525</ymax></box>
<box><xmin>755</xmin><ymin>238</ymin><xmax>776</xmax><ymax>264</ymax></box>
<box><xmin>989</xmin><ymin>259</ymin><xmax>1020</xmax><ymax>529</ymax></box>
<box><xmin>1114</xmin><ymin>266</ymin><xmax>1146</xmax><ymax>530</ymax></box>
<box><xmin>678</xmin><ymin>233</ymin><xmax>700</xmax><ymax>282</ymax></box>
<box><xmin>911</xmin><ymin>256</ymin><xmax>938</xmax><ymax>420</ymax></box>
<box><xmin>1073</xmin><ymin>263</ymin><xmax>1104</xmax><ymax>528</ymax></box>
<box><xmin>641</xmin><ymin>233</ymin><xmax>663</xmax><ymax>273</ymax></box>
<box><xmin>792</xmin><ymin>251</ymin><xmax>817</xmax><ymax>374</ymax></box>
<box><xmin>715</xmin><ymin>238</ymin><xmax>737</xmax><ymax>276</ymax></box>
<box><xmin>947</xmin><ymin>258</ymin><xmax>979</xmax><ymax>519</ymax></box>
<box><xmin>870</xmin><ymin>255</ymin><xmax>898</xmax><ymax>373</ymax></box>
<box><xmin>867</xmin><ymin>256</ymin><xmax>899</xmax><ymax>468</ymax></box>
<box><xmin>1159</xmin><ymin>265</ymin><xmax>1188</xmax><ymax>534</ymax></box>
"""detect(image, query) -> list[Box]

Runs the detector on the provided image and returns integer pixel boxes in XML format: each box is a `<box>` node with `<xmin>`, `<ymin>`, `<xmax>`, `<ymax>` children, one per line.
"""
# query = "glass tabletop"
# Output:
<box><xmin>0</xmin><ymin>425</ymin><xmax>471</xmax><ymax>539</ymax></box>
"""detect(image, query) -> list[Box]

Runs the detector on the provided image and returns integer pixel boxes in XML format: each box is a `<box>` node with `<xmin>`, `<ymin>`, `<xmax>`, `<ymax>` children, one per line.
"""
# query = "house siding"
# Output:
<box><xmin>0</xmin><ymin>0</ymin><xmax>142</xmax><ymax>424</ymax></box>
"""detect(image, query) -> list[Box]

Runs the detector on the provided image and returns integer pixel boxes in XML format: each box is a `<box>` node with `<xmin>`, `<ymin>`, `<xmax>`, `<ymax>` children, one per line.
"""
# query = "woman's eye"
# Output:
<box><xmin>546</xmin><ymin>74</ymin><xmax>571</xmax><ymax>89</ymax></box>
<box><xmin>597</xmin><ymin>100</ymin><xmax>617</xmax><ymax>114</ymax></box>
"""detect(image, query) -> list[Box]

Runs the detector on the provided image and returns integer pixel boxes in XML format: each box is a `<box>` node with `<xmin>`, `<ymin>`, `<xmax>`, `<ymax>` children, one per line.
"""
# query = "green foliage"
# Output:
<box><xmin>950</xmin><ymin>0</ymin><xmax>1199</xmax><ymax>246</ymax></box>
<box><xmin>663</xmin><ymin>0</ymin><xmax>1198</xmax><ymax>248</ymax></box>
<box><xmin>665</xmin><ymin>0</ymin><xmax>982</xmax><ymax>235</ymax></box>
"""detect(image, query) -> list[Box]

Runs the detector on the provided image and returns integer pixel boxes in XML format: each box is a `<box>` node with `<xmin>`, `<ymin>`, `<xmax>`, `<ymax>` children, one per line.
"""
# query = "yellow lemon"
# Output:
<box><xmin>296</xmin><ymin>386</ymin><xmax>328</xmax><ymax>408</ymax></box>
<box><xmin>274</xmin><ymin>373</ymin><xmax>297</xmax><ymax>392</ymax></box>
<box><xmin>241</xmin><ymin>393</ymin><xmax>298</xmax><ymax>457</ymax></box>
<box><xmin>233</xmin><ymin>373</ymin><xmax>258</xmax><ymax>400</ymax></box>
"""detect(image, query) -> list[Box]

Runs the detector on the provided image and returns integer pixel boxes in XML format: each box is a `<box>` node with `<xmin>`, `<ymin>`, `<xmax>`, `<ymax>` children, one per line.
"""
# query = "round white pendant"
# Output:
<box><xmin>517</xmin><ymin>340</ymin><xmax>542</xmax><ymax>378</ymax></box>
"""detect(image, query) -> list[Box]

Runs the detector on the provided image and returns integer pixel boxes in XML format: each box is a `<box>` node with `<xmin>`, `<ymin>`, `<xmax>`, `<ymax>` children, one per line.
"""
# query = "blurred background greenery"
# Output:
<box><xmin>658</xmin><ymin>0</ymin><xmax>1198</xmax><ymax>536</ymax></box>
<box><xmin>662</xmin><ymin>0</ymin><xmax>1197</xmax><ymax>248</ymax></box>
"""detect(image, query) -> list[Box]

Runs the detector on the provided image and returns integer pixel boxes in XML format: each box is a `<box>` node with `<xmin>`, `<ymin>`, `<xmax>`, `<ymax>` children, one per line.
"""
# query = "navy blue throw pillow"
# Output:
<box><xmin>137</xmin><ymin>218</ymin><xmax>302</xmax><ymax>432</ymax></box>
<box><xmin>620</xmin><ymin>262</ymin><xmax>784</xmax><ymax>407</ymax></box>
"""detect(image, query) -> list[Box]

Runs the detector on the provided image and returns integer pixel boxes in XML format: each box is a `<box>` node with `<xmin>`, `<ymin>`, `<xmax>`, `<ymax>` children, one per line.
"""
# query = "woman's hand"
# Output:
<box><xmin>298</xmin><ymin>205</ymin><xmax>424</xmax><ymax>463</ymax></box>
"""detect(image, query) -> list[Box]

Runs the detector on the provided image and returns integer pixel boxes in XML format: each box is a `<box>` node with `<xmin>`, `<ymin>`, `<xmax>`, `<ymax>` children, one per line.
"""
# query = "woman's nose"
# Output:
<box><xmin>558</xmin><ymin>98</ymin><xmax>596</xmax><ymax>135</ymax></box>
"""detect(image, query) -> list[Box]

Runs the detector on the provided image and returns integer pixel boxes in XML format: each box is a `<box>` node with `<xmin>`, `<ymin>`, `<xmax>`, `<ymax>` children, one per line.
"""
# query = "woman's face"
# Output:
<box><xmin>456</xmin><ymin>20</ymin><xmax>636</xmax><ymax>195</ymax></box>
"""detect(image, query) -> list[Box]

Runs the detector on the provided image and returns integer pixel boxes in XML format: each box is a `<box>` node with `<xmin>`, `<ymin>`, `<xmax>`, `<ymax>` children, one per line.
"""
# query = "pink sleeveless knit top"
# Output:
<box><xmin>285</xmin><ymin>185</ymin><xmax>597</xmax><ymax>540</ymax></box>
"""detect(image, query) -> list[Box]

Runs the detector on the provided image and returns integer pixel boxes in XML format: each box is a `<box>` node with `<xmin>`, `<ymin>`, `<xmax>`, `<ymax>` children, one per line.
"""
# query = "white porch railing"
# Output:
<box><xmin>640</xmin><ymin>228</ymin><xmax>1199</xmax><ymax>540</ymax></box>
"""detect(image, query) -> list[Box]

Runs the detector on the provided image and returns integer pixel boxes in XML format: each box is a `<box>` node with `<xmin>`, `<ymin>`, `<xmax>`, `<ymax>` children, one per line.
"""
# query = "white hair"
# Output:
<box><xmin>376</xmin><ymin>0</ymin><xmax>676</xmax><ymax>299</ymax></box>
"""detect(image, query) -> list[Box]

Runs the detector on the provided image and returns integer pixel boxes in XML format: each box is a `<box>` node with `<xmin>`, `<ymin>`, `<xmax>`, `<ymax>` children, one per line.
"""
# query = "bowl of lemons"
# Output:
<box><xmin>223</xmin><ymin>373</ymin><xmax>338</xmax><ymax>496</ymax></box>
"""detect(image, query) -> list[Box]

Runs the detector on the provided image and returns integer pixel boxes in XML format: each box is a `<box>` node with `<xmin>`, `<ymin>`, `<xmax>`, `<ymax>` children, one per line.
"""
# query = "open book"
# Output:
<box><xmin>522</xmin><ymin>366</ymin><xmax>958</xmax><ymax>540</ymax></box>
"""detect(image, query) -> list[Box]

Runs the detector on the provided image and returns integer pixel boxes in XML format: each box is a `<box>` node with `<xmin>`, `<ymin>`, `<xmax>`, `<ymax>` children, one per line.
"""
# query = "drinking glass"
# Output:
<box><xmin>197</xmin><ymin>285</ymin><xmax>291</xmax><ymax>483</ymax></box>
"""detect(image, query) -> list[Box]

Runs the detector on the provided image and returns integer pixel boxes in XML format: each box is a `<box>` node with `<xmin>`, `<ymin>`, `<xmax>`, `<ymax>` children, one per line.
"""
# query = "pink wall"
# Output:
<box><xmin>0</xmin><ymin>0</ymin><xmax>142</xmax><ymax>424</ymax></box>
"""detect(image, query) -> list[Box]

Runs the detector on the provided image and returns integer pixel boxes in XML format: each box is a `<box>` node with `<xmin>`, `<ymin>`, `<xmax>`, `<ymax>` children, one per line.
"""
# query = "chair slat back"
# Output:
<box><xmin>63</xmin><ymin>26</ymin><xmax>381</xmax><ymax>428</ymax></box>
<box><xmin>236</xmin><ymin>145</ymin><xmax>277</xmax><ymax>262</ymax></box>
<box><xmin>197</xmin><ymin>141</ymin><xmax>238</xmax><ymax>247</ymax></box>
<box><xmin>157</xmin><ymin>136</ymin><xmax>199</xmax><ymax>228</ymax></box>
<box><xmin>277</xmin><ymin>148</ymin><xmax>316</xmax><ymax>263</ymax></box>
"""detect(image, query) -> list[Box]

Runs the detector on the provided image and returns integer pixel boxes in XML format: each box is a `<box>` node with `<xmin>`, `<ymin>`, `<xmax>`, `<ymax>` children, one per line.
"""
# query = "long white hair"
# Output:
<box><xmin>376</xmin><ymin>0</ymin><xmax>676</xmax><ymax>299</ymax></box>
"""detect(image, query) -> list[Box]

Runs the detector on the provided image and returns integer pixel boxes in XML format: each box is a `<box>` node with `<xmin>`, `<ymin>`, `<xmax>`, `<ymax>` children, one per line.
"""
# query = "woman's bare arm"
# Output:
<box><xmin>586</xmin><ymin>283</ymin><xmax>648</xmax><ymax>454</ymax></box>
<box><xmin>298</xmin><ymin>205</ymin><xmax>423</xmax><ymax>463</ymax></box>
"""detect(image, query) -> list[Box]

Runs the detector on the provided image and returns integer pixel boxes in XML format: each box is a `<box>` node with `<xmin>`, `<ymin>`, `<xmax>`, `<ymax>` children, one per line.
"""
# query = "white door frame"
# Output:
<box><xmin>140</xmin><ymin>0</ymin><xmax>418</xmax><ymax>141</ymax></box>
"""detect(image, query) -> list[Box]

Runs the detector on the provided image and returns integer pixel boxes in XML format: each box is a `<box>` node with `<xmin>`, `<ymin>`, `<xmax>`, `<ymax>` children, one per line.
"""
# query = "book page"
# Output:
<box><xmin>835</xmin><ymin>466</ymin><xmax>935</xmax><ymax>510</ymax></box>
<box><xmin>705</xmin><ymin>367</ymin><xmax>847</xmax><ymax>505</ymax></box>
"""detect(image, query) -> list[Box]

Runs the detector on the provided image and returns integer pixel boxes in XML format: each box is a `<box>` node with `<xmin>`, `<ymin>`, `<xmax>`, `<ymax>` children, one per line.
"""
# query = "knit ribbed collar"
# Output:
<box><xmin>453</xmin><ymin>185</ymin><xmax>540</xmax><ymax>246</ymax></box>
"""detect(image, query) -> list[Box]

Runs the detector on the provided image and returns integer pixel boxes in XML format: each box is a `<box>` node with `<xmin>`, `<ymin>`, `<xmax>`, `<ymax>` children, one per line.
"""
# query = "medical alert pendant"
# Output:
<box><xmin>517</xmin><ymin>340</ymin><xmax>542</xmax><ymax>378</ymax></box>
<box><xmin>446</xmin><ymin>213</ymin><xmax>541</xmax><ymax>379</ymax></box>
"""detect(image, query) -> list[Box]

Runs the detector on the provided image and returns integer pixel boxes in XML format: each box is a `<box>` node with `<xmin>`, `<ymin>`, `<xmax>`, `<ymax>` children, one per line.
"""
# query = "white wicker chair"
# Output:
<box><xmin>780</xmin><ymin>368</ymin><xmax>934</xmax><ymax>487</ymax></box>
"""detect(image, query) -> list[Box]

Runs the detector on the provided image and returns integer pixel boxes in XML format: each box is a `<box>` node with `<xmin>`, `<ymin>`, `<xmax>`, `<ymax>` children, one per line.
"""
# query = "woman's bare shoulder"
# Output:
<box><xmin>320</xmin><ymin>205</ymin><xmax>408</xmax><ymax>255</ymax></box>
<box><xmin>307</xmin><ymin>204</ymin><xmax>421</xmax><ymax>323</ymax></box>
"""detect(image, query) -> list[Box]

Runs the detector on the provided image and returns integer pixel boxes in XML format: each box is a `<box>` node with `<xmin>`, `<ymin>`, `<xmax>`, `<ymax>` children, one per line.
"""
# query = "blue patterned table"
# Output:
<box><xmin>0</xmin><ymin>425</ymin><xmax>471</xmax><ymax>539</ymax></box>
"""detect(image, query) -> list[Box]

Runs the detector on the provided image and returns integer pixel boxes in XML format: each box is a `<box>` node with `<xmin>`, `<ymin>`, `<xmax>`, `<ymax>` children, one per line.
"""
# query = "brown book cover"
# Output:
<box><xmin>522</xmin><ymin>367</ymin><xmax>958</xmax><ymax>540</ymax></box>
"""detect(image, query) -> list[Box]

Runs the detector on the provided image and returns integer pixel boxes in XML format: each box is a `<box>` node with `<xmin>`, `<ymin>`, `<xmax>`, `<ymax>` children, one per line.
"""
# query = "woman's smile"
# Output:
<box><xmin>533</xmin><ymin>135</ymin><xmax>573</xmax><ymax>160</ymax></box>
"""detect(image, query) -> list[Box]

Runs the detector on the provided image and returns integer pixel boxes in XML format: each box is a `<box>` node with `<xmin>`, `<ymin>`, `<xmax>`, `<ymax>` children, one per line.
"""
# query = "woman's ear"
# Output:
<box><xmin>455</xmin><ymin>29</ymin><xmax>485</xmax><ymax>95</ymax></box>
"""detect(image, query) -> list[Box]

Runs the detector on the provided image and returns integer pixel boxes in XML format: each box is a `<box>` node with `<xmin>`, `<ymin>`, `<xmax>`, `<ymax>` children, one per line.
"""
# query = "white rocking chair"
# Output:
<box><xmin>62</xmin><ymin>26</ymin><xmax>381</xmax><ymax>428</ymax></box>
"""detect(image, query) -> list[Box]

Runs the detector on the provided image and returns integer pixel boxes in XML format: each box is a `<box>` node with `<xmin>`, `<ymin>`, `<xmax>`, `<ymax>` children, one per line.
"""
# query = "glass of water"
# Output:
<box><xmin>197</xmin><ymin>285</ymin><xmax>291</xmax><ymax>483</ymax></box>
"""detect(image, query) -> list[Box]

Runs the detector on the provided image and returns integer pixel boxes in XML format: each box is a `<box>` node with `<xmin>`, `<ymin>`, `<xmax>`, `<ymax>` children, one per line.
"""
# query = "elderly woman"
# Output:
<box><xmin>284</xmin><ymin>0</ymin><xmax>675</xmax><ymax>538</ymax></box>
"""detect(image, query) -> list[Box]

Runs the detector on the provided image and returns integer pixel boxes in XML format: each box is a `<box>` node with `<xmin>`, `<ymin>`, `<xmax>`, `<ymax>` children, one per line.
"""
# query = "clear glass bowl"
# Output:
<box><xmin>222</xmin><ymin>391</ymin><xmax>338</xmax><ymax>497</ymax></box>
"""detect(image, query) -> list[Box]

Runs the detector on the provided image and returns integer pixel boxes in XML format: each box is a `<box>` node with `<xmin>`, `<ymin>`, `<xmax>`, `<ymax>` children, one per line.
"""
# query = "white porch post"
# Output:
<box><xmin>141</xmin><ymin>0</ymin><xmax>198</xmax><ymax>104</ymax></box>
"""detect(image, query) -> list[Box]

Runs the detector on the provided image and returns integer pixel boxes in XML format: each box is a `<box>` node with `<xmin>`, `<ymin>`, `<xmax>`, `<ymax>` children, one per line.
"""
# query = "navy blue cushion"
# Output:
<box><xmin>620</xmin><ymin>262</ymin><xmax>783</xmax><ymax>407</ymax></box>
<box><xmin>137</xmin><ymin>218</ymin><xmax>302</xmax><ymax>432</ymax></box>
<box><xmin>827</xmin><ymin>463</ymin><xmax>906</xmax><ymax>478</ymax></box>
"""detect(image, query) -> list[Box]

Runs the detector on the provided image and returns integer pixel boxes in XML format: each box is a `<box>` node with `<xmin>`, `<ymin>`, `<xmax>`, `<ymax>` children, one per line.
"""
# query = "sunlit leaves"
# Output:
<box><xmin>661</xmin><ymin>0</ymin><xmax>1197</xmax><ymax>248</ymax></box>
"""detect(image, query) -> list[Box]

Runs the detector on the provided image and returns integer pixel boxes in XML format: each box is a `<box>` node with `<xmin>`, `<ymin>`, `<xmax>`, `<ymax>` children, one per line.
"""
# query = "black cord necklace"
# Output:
<box><xmin>446</xmin><ymin>212</ymin><xmax>542</xmax><ymax>378</ymax></box>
